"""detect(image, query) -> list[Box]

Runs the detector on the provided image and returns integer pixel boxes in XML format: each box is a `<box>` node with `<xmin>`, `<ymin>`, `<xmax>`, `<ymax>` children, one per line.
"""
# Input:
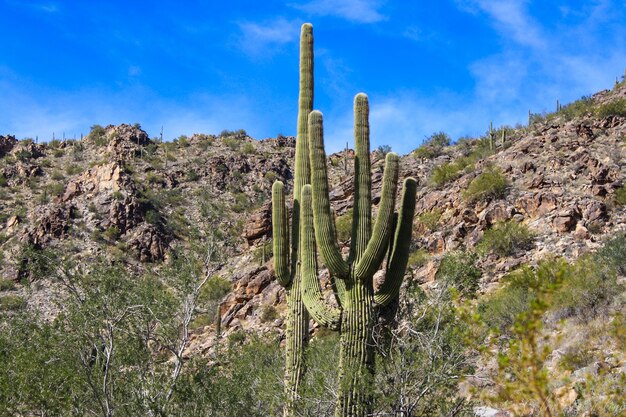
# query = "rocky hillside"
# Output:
<box><xmin>1</xmin><ymin>82</ymin><xmax>626</xmax><ymax>415</ymax></box>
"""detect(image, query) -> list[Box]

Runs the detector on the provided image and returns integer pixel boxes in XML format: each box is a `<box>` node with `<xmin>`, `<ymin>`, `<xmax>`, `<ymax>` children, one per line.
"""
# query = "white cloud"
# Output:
<box><xmin>236</xmin><ymin>18</ymin><xmax>299</xmax><ymax>57</ymax></box>
<box><xmin>459</xmin><ymin>0</ymin><xmax>545</xmax><ymax>48</ymax></box>
<box><xmin>290</xmin><ymin>0</ymin><xmax>387</xmax><ymax>23</ymax></box>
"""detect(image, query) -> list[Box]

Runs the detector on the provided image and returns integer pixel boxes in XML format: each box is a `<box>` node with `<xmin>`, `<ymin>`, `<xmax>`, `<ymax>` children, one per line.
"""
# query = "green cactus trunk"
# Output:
<box><xmin>336</xmin><ymin>278</ymin><xmax>375</xmax><ymax>416</ymax></box>
<box><xmin>271</xmin><ymin>23</ymin><xmax>314</xmax><ymax>416</ymax></box>
<box><xmin>300</xmin><ymin>94</ymin><xmax>417</xmax><ymax>417</ymax></box>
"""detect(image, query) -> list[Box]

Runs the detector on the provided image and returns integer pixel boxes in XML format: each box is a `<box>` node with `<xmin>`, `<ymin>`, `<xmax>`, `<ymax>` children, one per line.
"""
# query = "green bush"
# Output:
<box><xmin>0</xmin><ymin>278</ymin><xmax>15</xmax><ymax>291</ymax></box>
<box><xmin>88</xmin><ymin>125</ymin><xmax>107</xmax><ymax>146</ymax></box>
<box><xmin>478</xmin><ymin>260</ymin><xmax>564</xmax><ymax>333</ymax></box>
<box><xmin>65</xmin><ymin>164</ymin><xmax>82</xmax><ymax>176</ymax></box>
<box><xmin>552</xmin><ymin>255</ymin><xmax>623</xmax><ymax>320</ymax></box>
<box><xmin>199</xmin><ymin>276</ymin><xmax>231</xmax><ymax>303</ymax></box>
<box><xmin>614</xmin><ymin>185</ymin><xmax>626</xmax><ymax>206</ymax></box>
<box><xmin>242</xmin><ymin>143</ymin><xmax>256</xmax><ymax>154</ymax></box>
<box><xmin>335</xmin><ymin>209</ymin><xmax>353</xmax><ymax>242</ymax></box>
<box><xmin>103</xmin><ymin>226</ymin><xmax>121</xmax><ymax>241</ymax></box>
<box><xmin>595</xmin><ymin>98</ymin><xmax>626</xmax><ymax>118</ymax></box>
<box><xmin>223</xmin><ymin>138</ymin><xmax>240</xmax><ymax>151</ymax></box>
<box><xmin>436</xmin><ymin>251</ymin><xmax>481</xmax><ymax>297</ymax></box>
<box><xmin>417</xmin><ymin>209</ymin><xmax>442</xmax><ymax>232</ymax></box>
<box><xmin>477</xmin><ymin>221</ymin><xmax>534</xmax><ymax>257</ymax></box>
<box><xmin>429</xmin><ymin>162</ymin><xmax>463</xmax><ymax>187</ymax></box>
<box><xmin>407</xmin><ymin>248</ymin><xmax>430</xmax><ymax>269</ymax></box>
<box><xmin>463</xmin><ymin>166</ymin><xmax>509</xmax><ymax>203</ymax></box>
<box><xmin>413</xmin><ymin>131</ymin><xmax>451</xmax><ymax>159</ymax></box>
<box><xmin>259</xmin><ymin>305</ymin><xmax>279</xmax><ymax>323</ymax></box>
<box><xmin>0</xmin><ymin>294</ymin><xmax>25</xmax><ymax>311</ymax></box>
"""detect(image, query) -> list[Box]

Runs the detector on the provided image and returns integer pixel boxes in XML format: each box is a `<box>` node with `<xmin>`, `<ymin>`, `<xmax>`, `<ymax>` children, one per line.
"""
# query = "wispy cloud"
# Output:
<box><xmin>6</xmin><ymin>1</ymin><xmax>59</xmax><ymax>14</ymax></box>
<box><xmin>459</xmin><ymin>0</ymin><xmax>545</xmax><ymax>48</ymax></box>
<box><xmin>236</xmin><ymin>18</ymin><xmax>299</xmax><ymax>57</ymax></box>
<box><xmin>455</xmin><ymin>0</ymin><xmax>626</xmax><ymax>127</ymax></box>
<box><xmin>290</xmin><ymin>0</ymin><xmax>387</xmax><ymax>23</ymax></box>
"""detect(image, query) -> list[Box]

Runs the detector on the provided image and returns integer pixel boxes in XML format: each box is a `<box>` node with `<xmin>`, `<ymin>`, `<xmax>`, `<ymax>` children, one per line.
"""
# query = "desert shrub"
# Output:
<box><xmin>223</xmin><ymin>138</ymin><xmax>240</xmax><ymax>151</ymax></box>
<box><xmin>557</xmin><ymin>95</ymin><xmax>595</xmax><ymax>120</ymax></box>
<box><xmin>417</xmin><ymin>209</ymin><xmax>442</xmax><ymax>232</ymax></box>
<box><xmin>463</xmin><ymin>166</ymin><xmax>509</xmax><ymax>203</ymax></box>
<box><xmin>48</xmin><ymin>182</ymin><xmax>65</xmax><ymax>197</ymax></box>
<box><xmin>242</xmin><ymin>142</ymin><xmax>256</xmax><ymax>154</ymax></box>
<box><xmin>429</xmin><ymin>162</ymin><xmax>463</xmax><ymax>187</ymax></box>
<box><xmin>0</xmin><ymin>278</ymin><xmax>15</xmax><ymax>291</ymax></box>
<box><xmin>176</xmin><ymin>135</ymin><xmax>190</xmax><ymax>147</ymax></box>
<box><xmin>477</xmin><ymin>221</ymin><xmax>534</xmax><ymax>257</ymax></box>
<box><xmin>614</xmin><ymin>185</ymin><xmax>626</xmax><ymax>206</ymax></box>
<box><xmin>375</xmin><ymin>144</ymin><xmax>392</xmax><ymax>158</ymax></box>
<box><xmin>65</xmin><ymin>164</ymin><xmax>82</xmax><ymax>176</ymax></box>
<box><xmin>0</xmin><ymin>294</ymin><xmax>25</xmax><ymax>311</ymax></box>
<box><xmin>232</xmin><ymin>192</ymin><xmax>249</xmax><ymax>213</ymax></box>
<box><xmin>407</xmin><ymin>248</ymin><xmax>430</xmax><ymax>269</ymax></box>
<box><xmin>551</xmin><ymin>255</ymin><xmax>622</xmax><ymax>320</ymax></box>
<box><xmin>335</xmin><ymin>209</ymin><xmax>353</xmax><ymax>242</ymax></box>
<box><xmin>253</xmin><ymin>241</ymin><xmax>273</xmax><ymax>264</ymax></box>
<box><xmin>265</xmin><ymin>171</ymin><xmax>277</xmax><ymax>184</ymax></box>
<box><xmin>88</xmin><ymin>124</ymin><xmax>107</xmax><ymax>146</ymax></box>
<box><xmin>595</xmin><ymin>98</ymin><xmax>626</xmax><ymax>118</ymax></box>
<box><xmin>259</xmin><ymin>305</ymin><xmax>279</xmax><ymax>323</ymax></box>
<box><xmin>146</xmin><ymin>172</ymin><xmax>165</xmax><ymax>186</ymax></box>
<box><xmin>436</xmin><ymin>251</ymin><xmax>481</xmax><ymax>297</ymax></box>
<box><xmin>50</xmin><ymin>170</ymin><xmax>64</xmax><ymax>181</ymax></box>
<box><xmin>413</xmin><ymin>131</ymin><xmax>451</xmax><ymax>159</ymax></box>
<box><xmin>478</xmin><ymin>260</ymin><xmax>564</xmax><ymax>333</ymax></box>
<box><xmin>103</xmin><ymin>226</ymin><xmax>121</xmax><ymax>241</ymax></box>
<box><xmin>186</xmin><ymin>170</ymin><xmax>199</xmax><ymax>182</ymax></box>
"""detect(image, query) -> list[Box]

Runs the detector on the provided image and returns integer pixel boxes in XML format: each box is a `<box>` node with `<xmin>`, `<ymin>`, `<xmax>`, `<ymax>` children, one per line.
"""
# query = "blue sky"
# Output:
<box><xmin>1</xmin><ymin>1</ymin><xmax>625</xmax><ymax>154</ymax></box>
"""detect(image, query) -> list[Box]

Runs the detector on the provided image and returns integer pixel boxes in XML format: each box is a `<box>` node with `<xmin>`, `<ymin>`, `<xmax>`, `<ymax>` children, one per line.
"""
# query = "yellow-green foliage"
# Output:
<box><xmin>463</xmin><ymin>166</ymin><xmax>509</xmax><ymax>203</ymax></box>
<box><xmin>417</xmin><ymin>209</ymin><xmax>442</xmax><ymax>232</ymax></box>
<box><xmin>334</xmin><ymin>209</ymin><xmax>353</xmax><ymax>242</ymax></box>
<box><xmin>595</xmin><ymin>98</ymin><xmax>626</xmax><ymax>118</ymax></box>
<box><xmin>407</xmin><ymin>248</ymin><xmax>429</xmax><ymax>269</ymax></box>
<box><xmin>614</xmin><ymin>185</ymin><xmax>626</xmax><ymax>206</ymax></box>
<box><xmin>0</xmin><ymin>295</ymin><xmax>25</xmax><ymax>311</ymax></box>
<box><xmin>429</xmin><ymin>162</ymin><xmax>463</xmax><ymax>187</ymax></box>
<box><xmin>477</xmin><ymin>221</ymin><xmax>534</xmax><ymax>257</ymax></box>
<box><xmin>413</xmin><ymin>131</ymin><xmax>451</xmax><ymax>159</ymax></box>
<box><xmin>435</xmin><ymin>251</ymin><xmax>481</xmax><ymax>297</ymax></box>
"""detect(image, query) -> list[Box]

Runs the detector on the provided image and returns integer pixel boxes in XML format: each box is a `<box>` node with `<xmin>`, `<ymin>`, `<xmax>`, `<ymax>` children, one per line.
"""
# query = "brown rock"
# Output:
<box><xmin>242</xmin><ymin>200</ymin><xmax>272</xmax><ymax>246</ymax></box>
<box><xmin>27</xmin><ymin>205</ymin><xmax>74</xmax><ymax>246</ymax></box>
<box><xmin>583</xmin><ymin>200</ymin><xmax>607</xmax><ymax>222</ymax></box>
<box><xmin>553</xmin><ymin>208</ymin><xmax>581</xmax><ymax>233</ymax></box>
<box><xmin>127</xmin><ymin>223</ymin><xmax>168</xmax><ymax>262</ymax></box>
<box><xmin>0</xmin><ymin>135</ymin><xmax>17</xmax><ymax>157</ymax></box>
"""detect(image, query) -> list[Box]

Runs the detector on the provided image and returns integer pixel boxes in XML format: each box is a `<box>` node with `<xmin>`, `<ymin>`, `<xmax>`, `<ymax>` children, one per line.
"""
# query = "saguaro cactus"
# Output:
<box><xmin>298</xmin><ymin>94</ymin><xmax>417</xmax><ymax>416</ymax></box>
<box><xmin>271</xmin><ymin>22</ymin><xmax>313</xmax><ymax>416</ymax></box>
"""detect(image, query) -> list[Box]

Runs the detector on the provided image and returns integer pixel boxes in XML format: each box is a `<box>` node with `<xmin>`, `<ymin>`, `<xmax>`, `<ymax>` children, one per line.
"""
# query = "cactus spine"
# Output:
<box><xmin>271</xmin><ymin>23</ymin><xmax>313</xmax><ymax>416</ymax></box>
<box><xmin>301</xmin><ymin>94</ymin><xmax>417</xmax><ymax>416</ymax></box>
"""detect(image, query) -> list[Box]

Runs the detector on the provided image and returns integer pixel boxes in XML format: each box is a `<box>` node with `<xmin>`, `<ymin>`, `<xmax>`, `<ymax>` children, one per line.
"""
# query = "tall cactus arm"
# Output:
<box><xmin>308</xmin><ymin>110</ymin><xmax>350</xmax><ymax>279</ymax></box>
<box><xmin>290</xmin><ymin>23</ymin><xmax>315</xmax><ymax>276</ymax></box>
<box><xmin>300</xmin><ymin>185</ymin><xmax>342</xmax><ymax>330</ymax></box>
<box><xmin>354</xmin><ymin>152</ymin><xmax>399</xmax><ymax>280</ymax></box>
<box><xmin>374</xmin><ymin>177</ymin><xmax>417</xmax><ymax>306</ymax></box>
<box><xmin>350</xmin><ymin>93</ymin><xmax>372</xmax><ymax>262</ymax></box>
<box><xmin>272</xmin><ymin>181</ymin><xmax>291</xmax><ymax>287</ymax></box>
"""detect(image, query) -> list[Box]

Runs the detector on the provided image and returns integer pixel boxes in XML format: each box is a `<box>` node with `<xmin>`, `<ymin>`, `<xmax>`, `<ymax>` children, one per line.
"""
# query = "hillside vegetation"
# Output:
<box><xmin>1</xmin><ymin>81</ymin><xmax>626</xmax><ymax>416</ymax></box>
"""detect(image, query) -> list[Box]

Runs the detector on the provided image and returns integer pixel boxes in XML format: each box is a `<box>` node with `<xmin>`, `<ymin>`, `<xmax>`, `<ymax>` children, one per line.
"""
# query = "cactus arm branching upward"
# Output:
<box><xmin>300</xmin><ymin>185</ymin><xmax>342</xmax><ymax>329</ymax></box>
<box><xmin>350</xmin><ymin>93</ymin><xmax>373</xmax><ymax>263</ymax></box>
<box><xmin>308</xmin><ymin>110</ymin><xmax>350</xmax><ymax>279</ymax></box>
<box><xmin>374</xmin><ymin>177</ymin><xmax>417</xmax><ymax>306</ymax></box>
<box><xmin>272</xmin><ymin>181</ymin><xmax>291</xmax><ymax>287</ymax></box>
<box><xmin>354</xmin><ymin>152</ymin><xmax>399</xmax><ymax>280</ymax></box>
